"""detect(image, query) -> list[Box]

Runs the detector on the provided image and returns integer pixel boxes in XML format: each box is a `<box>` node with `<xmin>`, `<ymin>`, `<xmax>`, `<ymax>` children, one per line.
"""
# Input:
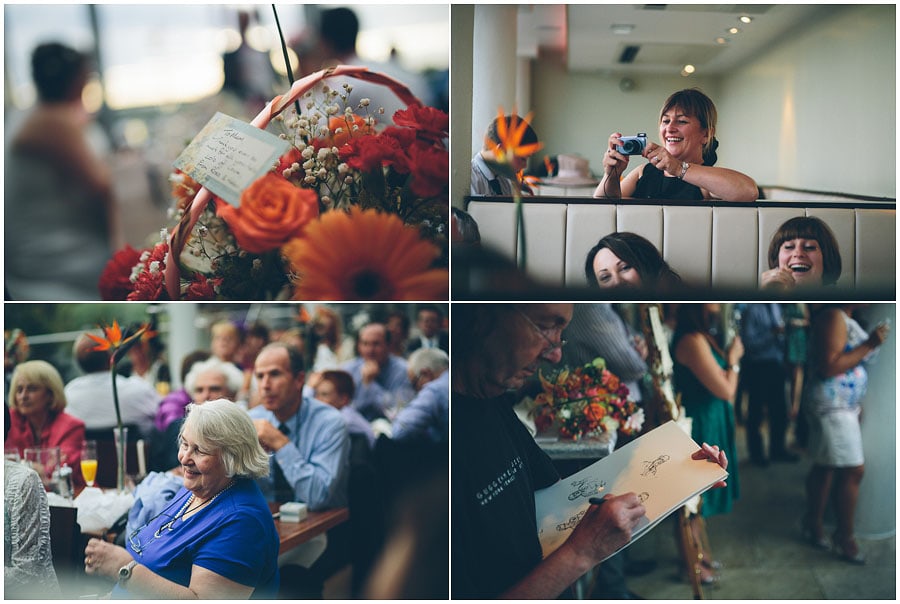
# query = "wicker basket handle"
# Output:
<box><xmin>165</xmin><ymin>65</ymin><xmax>421</xmax><ymax>299</ymax></box>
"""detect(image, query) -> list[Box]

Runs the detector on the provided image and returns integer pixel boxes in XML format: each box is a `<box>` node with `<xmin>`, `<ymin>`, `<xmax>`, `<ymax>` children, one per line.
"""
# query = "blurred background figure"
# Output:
<box><xmin>385</xmin><ymin>311</ymin><xmax>411</xmax><ymax>358</ymax></box>
<box><xmin>406</xmin><ymin>305</ymin><xmax>449</xmax><ymax>355</ymax></box>
<box><xmin>5</xmin><ymin>42</ymin><xmax>120</xmax><ymax>300</ymax></box>
<box><xmin>311</xmin><ymin>307</ymin><xmax>355</xmax><ymax>372</ymax></box>
<box><xmin>293</xmin><ymin>6</ymin><xmax>435</xmax><ymax>122</ymax></box>
<box><xmin>222</xmin><ymin>9</ymin><xmax>278</xmax><ymax>115</ymax></box>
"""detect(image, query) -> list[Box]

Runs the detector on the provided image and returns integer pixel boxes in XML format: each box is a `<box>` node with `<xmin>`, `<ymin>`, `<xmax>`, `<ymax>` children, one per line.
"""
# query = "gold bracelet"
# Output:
<box><xmin>678</xmin><ymin>161</ymin><xmax>690</xmax><ymax>180</ymax></box>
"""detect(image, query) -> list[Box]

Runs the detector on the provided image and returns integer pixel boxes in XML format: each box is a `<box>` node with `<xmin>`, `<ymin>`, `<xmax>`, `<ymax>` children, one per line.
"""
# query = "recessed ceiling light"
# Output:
<box><xmin>611</xmin><ymin>24</ymin><xmax>635</xmax><ymax>35</ymax></box>
<box><xmin>739</xmin><ymin>15</ymin><xmax>753</xmax><ymax>24</ymax></box>
<box><xmin>682</xmin><ymin>64</ymin><xmax>696</xmax><ymax>74</ymax></box>
<box><xmin>715</xmin><ymin>37</ymin><xmax>728</xmax><ymax>45</ymax></box>
<box><xmin>728</xmin><ymin>27</ymin><xmax>741</xmax><ymax>34</ymax></box>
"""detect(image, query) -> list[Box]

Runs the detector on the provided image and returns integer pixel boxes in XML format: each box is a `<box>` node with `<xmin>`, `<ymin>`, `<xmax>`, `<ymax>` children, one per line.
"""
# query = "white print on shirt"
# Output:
<box><xmin>475</xmin><ymin>456</ymin><xmax>525</xmax><ymax>506</ymax></box>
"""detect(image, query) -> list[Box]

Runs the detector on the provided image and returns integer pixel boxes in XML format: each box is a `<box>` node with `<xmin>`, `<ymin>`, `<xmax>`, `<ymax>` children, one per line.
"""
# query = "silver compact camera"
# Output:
<box><xmin>616</xmin><ymin>133</ymin><xmax>647</xmax><ymax>155</ymax></box>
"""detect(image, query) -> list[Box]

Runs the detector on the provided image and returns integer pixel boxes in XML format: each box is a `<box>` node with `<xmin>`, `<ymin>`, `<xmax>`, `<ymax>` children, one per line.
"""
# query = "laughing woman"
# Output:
<box><xmin>595</xmin><ymin>89</ymin><xmax>758</xmax><ymax>201</ymax></box>
<box><xmin>83</xmin><ymin>400</ymin><xmax>279</xmax><ymax>598</ymax></box>
<box><xmin>761</xmin><ymin>216</ymin><xmax>842</xmax><ymax>291</ymax></box>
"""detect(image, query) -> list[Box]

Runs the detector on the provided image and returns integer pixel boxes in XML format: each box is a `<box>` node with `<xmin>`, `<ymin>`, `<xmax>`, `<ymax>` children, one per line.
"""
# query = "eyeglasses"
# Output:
<box><xmin>518</xmin><ymin>311</ymin><xmax>567</xmax><ymax>352</ymax></box>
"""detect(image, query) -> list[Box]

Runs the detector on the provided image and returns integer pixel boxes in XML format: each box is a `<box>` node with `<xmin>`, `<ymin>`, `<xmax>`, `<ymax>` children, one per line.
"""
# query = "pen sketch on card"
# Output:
<box><xmin>534</xmin><ymin>420</ymin><xmax>728</xmax><ymax>561</ymax></box>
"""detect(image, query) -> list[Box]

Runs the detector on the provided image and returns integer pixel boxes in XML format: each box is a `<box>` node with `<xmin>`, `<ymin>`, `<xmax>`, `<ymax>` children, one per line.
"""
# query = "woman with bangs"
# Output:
<box><xmin>595</xmin><ymin>88</ymin><xmax>758</xmax><ymax>201</ymax></box>
<box><xmin>761</xmin><ymin>216</ymin><xmax>842</xmax><ymax>291</ymax></box>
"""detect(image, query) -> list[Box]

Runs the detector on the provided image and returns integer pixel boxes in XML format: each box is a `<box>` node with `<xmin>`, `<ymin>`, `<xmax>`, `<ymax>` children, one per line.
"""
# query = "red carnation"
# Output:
<box><xmin>183</xmin><ymin>273</ymin><xmax>221</xmax><ymax>300</ymax></box>
<box><xmin>408</xmin><ymin>143</ymin><xmax>449</xmax><ymax>198</ymax></box>
<box><xmin>98</xmin><ymin>245</ymin><xmax>144</xmax><ymax>301</ymax></box>
<box><xmin>392</xmin><ymin>105</ymin><xmax>449</xmax><ymax>140</ymax></box>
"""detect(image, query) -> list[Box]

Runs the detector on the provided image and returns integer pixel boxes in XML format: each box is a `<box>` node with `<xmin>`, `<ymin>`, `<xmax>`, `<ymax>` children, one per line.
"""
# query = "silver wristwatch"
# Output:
<box><xmin>118</xmin><ymin>560</ymin><xmax>138</xmax><ymax>584</ymax></box>
<box><xmin>730</xmin><ymin>364</ymin><xmax>741</xmax><ymax>374</ymax></box>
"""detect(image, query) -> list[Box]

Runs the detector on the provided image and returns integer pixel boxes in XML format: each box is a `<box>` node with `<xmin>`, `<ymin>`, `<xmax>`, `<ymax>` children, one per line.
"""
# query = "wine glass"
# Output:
<box><xmin>81</xmin><ymin>440</ymin><xmax>98</xmax><ymax>488</ymax></box>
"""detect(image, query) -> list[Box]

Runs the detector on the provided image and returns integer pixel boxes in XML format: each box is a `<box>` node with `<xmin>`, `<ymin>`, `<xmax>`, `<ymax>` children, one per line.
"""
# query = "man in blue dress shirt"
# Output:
<box><xmin>341</xmin><ymin>323</ymin><xmax>415</xmax><ymax>421</ymax></box>
<box><xmin>393</xmin><ymin>347</ymin><xmax>449</xmax><ymax>443</ymax></box>
<box><xmin>249</xmin><ymin>343</ymin><xmax>350</xmax><ymax>509</ymax></box>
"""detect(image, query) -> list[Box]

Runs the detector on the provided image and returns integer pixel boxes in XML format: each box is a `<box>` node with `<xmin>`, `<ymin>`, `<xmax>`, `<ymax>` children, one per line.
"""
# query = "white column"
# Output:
<box><xmin>165</xmin><ymin>303</ymin><xmax>200</xmax><ymax>390</ymax></box>
<box><xmin>856</xmin><ymin>303</ymin><xmax>896</xmax><ymax>538</ymax></box>
<box><xmin>470</xmin><ymin>4</ymin><xmax>518</xmax><ymax>157</ymax></box>
<box><xmin>450</xmin><ymin>5</ymin><xmax>475</xmax><ymax>208</ymax></box>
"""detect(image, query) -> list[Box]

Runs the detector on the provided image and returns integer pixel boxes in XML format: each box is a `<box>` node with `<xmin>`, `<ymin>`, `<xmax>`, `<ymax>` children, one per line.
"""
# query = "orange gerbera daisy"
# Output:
<box><xmin>283</xmin><ymin>207</ymin><xmax>448</xmax><ymax>300</ymax></box>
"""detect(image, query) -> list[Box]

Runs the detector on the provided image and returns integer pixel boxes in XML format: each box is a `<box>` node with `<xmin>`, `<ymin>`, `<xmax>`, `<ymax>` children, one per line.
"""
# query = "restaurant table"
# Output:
<box><xmin>270</xmin><ymin>504</ymin><xmax>350</xmax><ymax>555</ymax></box>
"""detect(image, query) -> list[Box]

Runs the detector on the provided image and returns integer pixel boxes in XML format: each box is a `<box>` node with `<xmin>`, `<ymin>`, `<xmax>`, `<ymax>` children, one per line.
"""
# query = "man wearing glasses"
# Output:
<box><xmin>451</xmin><ymin>304</ymin><xmax>727</xmax><ymax>599</ymax></box>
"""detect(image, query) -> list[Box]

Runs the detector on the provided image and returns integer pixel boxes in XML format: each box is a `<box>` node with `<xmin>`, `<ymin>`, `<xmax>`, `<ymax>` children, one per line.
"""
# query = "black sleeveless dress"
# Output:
<box><xmin>632</xmin><ymin>163</ymin><xmax>704</xmax><ymax>200</ymax></box>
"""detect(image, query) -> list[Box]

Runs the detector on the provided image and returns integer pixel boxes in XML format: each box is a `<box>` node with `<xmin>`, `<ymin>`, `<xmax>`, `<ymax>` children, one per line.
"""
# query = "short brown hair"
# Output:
<box><xmin>660</xmin><ymin>89</ymin><xmax>717</xmax><ymax>159</ymax></box>
<box><xmin>319</xmin><ymin>370</ymin><xmax>355</xmax><ymax>399</ymax></box>
<box><xmin>767</xmin><ymin>216</ymin><xmax>842</xmax><ymax>286</ymax></box>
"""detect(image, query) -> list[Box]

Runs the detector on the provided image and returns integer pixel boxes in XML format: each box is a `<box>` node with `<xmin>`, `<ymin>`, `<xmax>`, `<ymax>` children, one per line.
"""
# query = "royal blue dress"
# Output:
<box><xmin>112</xmin><ymin>478</ymin><xmax>279</xmax><ymax>598</ymax></box>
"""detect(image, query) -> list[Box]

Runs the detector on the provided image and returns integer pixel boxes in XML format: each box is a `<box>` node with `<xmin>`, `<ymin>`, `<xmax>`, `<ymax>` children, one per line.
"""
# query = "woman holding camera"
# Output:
<box><xmin>594</xmin><ymin>89</ymin><xmax>758</xmax><ymax>201</ymax></box>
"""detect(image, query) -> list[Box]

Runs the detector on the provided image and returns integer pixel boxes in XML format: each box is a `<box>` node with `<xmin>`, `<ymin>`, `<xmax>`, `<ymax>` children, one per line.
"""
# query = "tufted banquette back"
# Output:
<box><xmin>466</xmin><ymin>198</ymin><xmax>895</xmax><ymax>291</ymax></box>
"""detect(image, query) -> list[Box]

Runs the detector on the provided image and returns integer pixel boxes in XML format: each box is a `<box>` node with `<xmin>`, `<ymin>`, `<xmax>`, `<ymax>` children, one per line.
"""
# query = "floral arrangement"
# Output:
<box><xmin>532</xmin><ymin>357</ymin><xmax>645</xmax><ymax>440</ymax></box>
<box><xmin>99</xmin><ymin>69</ymin><xmax>449</xmax><ymax>301</ymax></box>
<box><xmin>84</xmin><ymin>320</ymin><xmax>150</xmax><ymax>492</ymax></box>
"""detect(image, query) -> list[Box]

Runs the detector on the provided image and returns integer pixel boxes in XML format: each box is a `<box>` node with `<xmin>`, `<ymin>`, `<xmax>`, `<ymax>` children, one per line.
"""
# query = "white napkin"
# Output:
<box><xmin>74</xmin><ymin>487</ymin><xmax>135</xmax><ymax>533</ymax></box>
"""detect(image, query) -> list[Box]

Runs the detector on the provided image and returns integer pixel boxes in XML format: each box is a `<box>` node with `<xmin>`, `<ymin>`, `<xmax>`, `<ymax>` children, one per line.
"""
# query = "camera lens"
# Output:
<box><xmin>622</xmin><ymin>140</ymin><xmax>636</xmax><ymax>154</ymax></box>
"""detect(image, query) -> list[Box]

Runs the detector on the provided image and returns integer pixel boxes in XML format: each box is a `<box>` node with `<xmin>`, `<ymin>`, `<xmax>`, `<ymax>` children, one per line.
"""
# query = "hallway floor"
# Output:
<box><xmin>615</xmin><ymin>424</ymin><xmax>896</xmax><ymax>600</ymax></box>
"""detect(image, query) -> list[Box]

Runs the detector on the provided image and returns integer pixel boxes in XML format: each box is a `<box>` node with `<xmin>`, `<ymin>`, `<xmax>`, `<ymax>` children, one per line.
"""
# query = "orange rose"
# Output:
<box><xmin>217</xmin><ymin>173</ymin><xmax>319</xmax><ymax>254</ymax></box>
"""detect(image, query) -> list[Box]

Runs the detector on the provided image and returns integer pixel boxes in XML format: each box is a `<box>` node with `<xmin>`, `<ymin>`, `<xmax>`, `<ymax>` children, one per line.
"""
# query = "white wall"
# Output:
<box><xmin>718</xmin><ymin>5</ymin><xmax>895</xmax><ymax>197</ymax></box>
<box><xmin>526</xmin><ymin>4</ymin><xmax>894</xmax><ymax>198</ymax></box>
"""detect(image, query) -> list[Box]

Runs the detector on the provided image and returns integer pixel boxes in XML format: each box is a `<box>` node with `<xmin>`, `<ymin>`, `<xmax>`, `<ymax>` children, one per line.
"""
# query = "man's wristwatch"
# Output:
<box><xmin>729</xmin><ymin>364</ymin><xmax>741</xmax><ymax>374</ymax></box>
<box><xmin>118</xmin><ymin>560</ymin><xmax>138</xmax><ymax>584</ymax></box>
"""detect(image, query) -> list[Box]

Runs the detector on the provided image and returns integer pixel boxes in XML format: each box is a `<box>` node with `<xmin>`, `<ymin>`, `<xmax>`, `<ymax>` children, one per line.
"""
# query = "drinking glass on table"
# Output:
<box><xmin>24</xmin><ymin>446</ymin><xmax>60</xmax><ymax>491</ymax></box>
<box><xmin>81</xmin><ymin>440</ymin><xmax>98</xmax><ymax>487</ymax></box>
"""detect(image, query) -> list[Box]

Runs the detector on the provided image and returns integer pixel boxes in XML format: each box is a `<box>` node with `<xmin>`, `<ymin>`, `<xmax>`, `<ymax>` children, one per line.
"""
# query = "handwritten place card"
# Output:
<box><xmin>534</xmin><ymin>420</ymin><xmax>727</xmax><ymax>562</ymax></box>
<box><xmin>173</xmin><ymin>113</ymin><xmax>290</xmax><ymax>207</ymax></box>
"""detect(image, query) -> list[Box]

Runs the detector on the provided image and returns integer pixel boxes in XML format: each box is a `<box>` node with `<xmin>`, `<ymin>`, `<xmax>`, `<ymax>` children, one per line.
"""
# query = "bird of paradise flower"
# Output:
<box><xmin>85</xmin><ymin>320</ymin><xmax>152</xmax><ymax>492</ymax></box>
<box><xmin>482</xmin><ymin>108</ymin><xmax>543</xmax><ymax>270</ymax></box>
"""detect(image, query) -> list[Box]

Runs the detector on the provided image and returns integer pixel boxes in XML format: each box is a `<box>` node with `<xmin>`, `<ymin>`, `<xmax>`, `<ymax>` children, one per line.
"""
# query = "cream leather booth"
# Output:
<box><xmin>466</xmin><ymin>198</ymin><xmax>895</xmax><ymax>291</ymax></box>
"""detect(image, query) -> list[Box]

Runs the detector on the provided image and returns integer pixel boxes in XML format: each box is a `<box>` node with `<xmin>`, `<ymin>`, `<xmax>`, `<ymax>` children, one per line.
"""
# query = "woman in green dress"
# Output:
<box><xmin>673</xmin><ymin>304</ymin><xmax>743</xmax><ymax>584</ymax></box>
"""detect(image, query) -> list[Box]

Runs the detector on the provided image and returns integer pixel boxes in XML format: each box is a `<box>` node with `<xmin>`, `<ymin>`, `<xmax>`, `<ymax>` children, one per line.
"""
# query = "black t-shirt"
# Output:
<box><xmin>633</xmin><ymin>163</ymin><xmax>704</xmax><ymax>200</ymax></box>
<box><xmin>451</xmin><ymin>391</ymin><xmax>560</xmax><ymax>598</ymax></box>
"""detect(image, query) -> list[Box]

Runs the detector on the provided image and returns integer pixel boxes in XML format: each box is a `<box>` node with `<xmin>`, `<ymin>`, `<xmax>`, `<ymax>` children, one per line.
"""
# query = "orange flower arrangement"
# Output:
<box><xmin>283</xmin><ymin>207</ymin><xmax>448</xmax><ymax>300</ymax></box>
<box><xmin>532</xmin><ymin>357</ymin><xmax>644</xmax><ymax>440</ymax></box>
<box><xmin>98</xmin><ymin>69</ymin><xmax>448</xmax><ymax>301</ymax></box>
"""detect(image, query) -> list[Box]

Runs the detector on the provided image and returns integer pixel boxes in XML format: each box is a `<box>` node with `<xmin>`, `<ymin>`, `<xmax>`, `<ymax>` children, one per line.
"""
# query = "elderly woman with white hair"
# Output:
<box><xmin>84</xmin><ymin>400</ymin><xmax>279</xmax><ymax>598</ymax></box>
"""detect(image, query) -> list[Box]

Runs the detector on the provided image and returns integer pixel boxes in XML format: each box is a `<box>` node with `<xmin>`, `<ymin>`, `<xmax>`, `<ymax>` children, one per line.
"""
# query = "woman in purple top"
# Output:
<box><xmin>83</xmin><ymin>400</ymin><xmax>279</xmax><ymax>598</ymax></box>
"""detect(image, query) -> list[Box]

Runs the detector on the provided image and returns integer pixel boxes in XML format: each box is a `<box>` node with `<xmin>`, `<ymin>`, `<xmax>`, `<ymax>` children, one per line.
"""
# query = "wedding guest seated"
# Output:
<box><xmin>595</xmin><ymin>88</ymin><xmax>757</xmax><ymax>201</ymax></box>
<box><xmin>248</xmin><ymin>343</ymin><xmax>350</xmax><ymax>599</ymax></box>
<box><xmin>385</xmin><ymin>311</ymin><xmax>411</xmax><ymax>358</ymax></box>
<box><xmin>210</xmin><ymin>320</ymin><xmax>243</xmax><ymax>366</ymax></box>
<box><xmin>310</xmin><ymin>369</ymin><xmax>375</xmax><ymax>454</ymax></box>
<box><xmin>7</xmin><ymin>359</ymin><xmax>86</xmax><ymax>486</ymax></box>
<box><xmin>585</xmin><ymin>232</ymin><xmax>683</xmax><ymax>291</ymax></box>
<box><xmin>392</xmin><ymin>348</ymin><xmax>449</xmax><ymax>444</ymax></box>
<box><xmin>761</xmin><ymin>216</ymin><xmax>842</xmax><ymax>291</ymax></box>
<box><xmin>83</xmin><ymin>400</ymin><xmax>279</xmax><ymax>598</ymax></box>
<box><xmin>5</xmin><ymin>406</ymin><xmax>61</xmax><ymax>598</ymax></box>
<box><xmin>341</xmin><ymin>323</ymin><xmax>415</xmax><ymax>421</ymax></box>
<box><xmin>310</xmin><ymin>307</ymin><xmax>355</xmax><ymax>372</ymax></box>
<box><xmin>153</xmin><ymin>350</ymin><xmax>211</xmax><ymax>433</ymax></box>
<box><xmin>150</xmin><ymin>357</ymin><xmax>245</xmax><ymax>472</ymax></box>
<box><xmin>471</xmin><ymin>114</ymin><xmax>540</xmax><ymax>196</ymax></box>
<box><xmin>65</xmin><ymin>334</ymin><xmax>161</xmax><ymax>440</ymax></box>
<box><xmin>406</xmin><ymin>305</ymin><xmax>449</xmax><ymax>355</ymax></box>
<box><xmin>236</xmin><ymin>321</ymin><xmax>270</xmax><ymax>402</ymax></box>
<box><xmin>249</xmin><ymin>343</ymin><xmax>350</xmax><ymax>509</ymax></box>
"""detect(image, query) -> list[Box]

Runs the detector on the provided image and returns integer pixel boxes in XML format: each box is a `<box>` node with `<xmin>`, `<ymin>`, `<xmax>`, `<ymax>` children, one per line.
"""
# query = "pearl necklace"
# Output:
<box><xmin>154</xmin><ymin>480</ymin><xmax>235</xmax><ymax>537</ymax></box>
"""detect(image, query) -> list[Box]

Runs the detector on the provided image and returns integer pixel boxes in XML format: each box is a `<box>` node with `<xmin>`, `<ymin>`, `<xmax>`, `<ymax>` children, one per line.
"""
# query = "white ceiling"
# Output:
<box><xmin>517</xmin><ymin>4</ymin><xmax>829</xmax><ymax>76</ymax></box>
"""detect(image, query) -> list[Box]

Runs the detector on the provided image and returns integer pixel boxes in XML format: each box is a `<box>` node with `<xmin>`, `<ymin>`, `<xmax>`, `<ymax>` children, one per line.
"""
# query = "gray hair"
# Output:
<box><xmin>184</xmin><ymin>357</ymin><xmax>244</xmax><ymax>397</ymax></box>
<box><xmin>408</xmin><ymin>348</ymin><xmax>449</xmax><ymax>377</ymax></box>
<box><xmin>180</xmin><ymin>399</ymin><xmax>269</xmax><ymax>478</ymax></box>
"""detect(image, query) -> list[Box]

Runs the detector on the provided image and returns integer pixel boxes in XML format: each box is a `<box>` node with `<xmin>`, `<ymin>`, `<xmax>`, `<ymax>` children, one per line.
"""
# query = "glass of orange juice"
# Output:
<box><xmin>81</xmin><ymin>440</ymin><xmax>98</xmax><ymax>487</ymax></box>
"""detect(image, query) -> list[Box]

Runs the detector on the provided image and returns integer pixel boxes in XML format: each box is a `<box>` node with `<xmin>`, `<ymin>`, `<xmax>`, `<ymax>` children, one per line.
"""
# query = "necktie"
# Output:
<box><xmin>272</xmin><ymin>423</ymin><xmax>293</xmax><ymax>502</ymax></box>
<box><xmin>488</xmin><ymin>178</ymin><xmax>502</xmax><ymax>195</ymax></box>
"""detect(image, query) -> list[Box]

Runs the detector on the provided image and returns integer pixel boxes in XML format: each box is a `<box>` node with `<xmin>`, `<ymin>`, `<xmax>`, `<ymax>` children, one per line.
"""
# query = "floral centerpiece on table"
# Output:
<box><xmin>99</xmin><ymin>68</ymin><xmax>449</xmax><ymax>301</ymax></box>
<box><xmin>532</xmin><ymin>357</ymin><xmax>644</xmax><ymax>440</ymax></box>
